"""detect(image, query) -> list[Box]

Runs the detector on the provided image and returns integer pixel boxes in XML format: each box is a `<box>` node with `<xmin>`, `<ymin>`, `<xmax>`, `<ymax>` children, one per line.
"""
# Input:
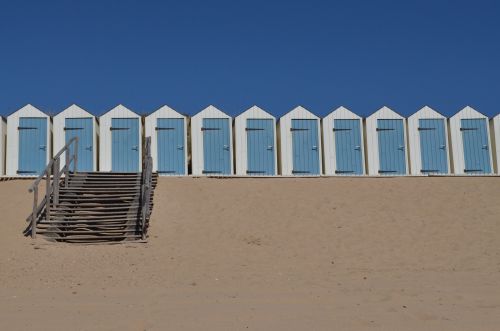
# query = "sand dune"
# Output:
<box><xmin>1</xmin><ymin>177</ymin><xmax>500</xmax><ymax>330</ymax></box>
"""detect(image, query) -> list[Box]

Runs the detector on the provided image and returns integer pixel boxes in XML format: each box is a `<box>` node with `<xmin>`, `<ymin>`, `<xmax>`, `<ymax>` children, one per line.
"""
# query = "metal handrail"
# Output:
<box><xmin>140</xmin><ymin>137</ymin><xmax>153</xmax><ymax>240</ymax></box>
<box><xmin>27</xmin><ymin>137</ymin><xmax>79</xmax><ymax>238</ymax></box>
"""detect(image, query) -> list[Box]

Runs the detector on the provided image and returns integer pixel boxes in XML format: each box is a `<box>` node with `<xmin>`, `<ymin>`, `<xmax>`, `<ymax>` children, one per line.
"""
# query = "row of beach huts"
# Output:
<box><xmin>0</xmin><ymin>103</ymin><xmax>499</xmax><ymax>177</ymax></box>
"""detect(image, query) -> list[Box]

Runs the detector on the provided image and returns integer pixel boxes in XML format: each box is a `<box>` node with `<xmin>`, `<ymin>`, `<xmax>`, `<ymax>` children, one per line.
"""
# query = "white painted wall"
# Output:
<box><xmin>322</xmin><ymin>106</ymin><xmax>365</xmax><ymax>175</ymax></box>
<box><xmin>145</xmin><ymin>105</ymin><xmax>188</xmax><ymax>175</ymax></box>
<box><xmin>6</xmin><ymin>104</ymin><xmax>52</xmax><ymax>176</ymax></box>
<box><xmin>191</xmin><ymin>106</ymin><xmax>233</xmax><ymax>175</ymax></box>
<box><xmin>0</xmin><ymin>118</ymin><xmax>6</xmax><ymax>175</ymax></box>
<box><xmin>53</xmin><ymin>104</ymin><xmax>98</xmax><ymax>171</ymax></box>
<box><xmin>492</xmin><ymin>114</ymin><xmax>500</xmax><ymax>174</ymax></box>
<box><xmin>234</xmin><ymin>106</ymin><xmax>277</xmax><ymax>175</ymax></box>
<box><xmin>449</xmin><ymin>106</ymin><xmax>493</xmax><ymax>175</ymax></box>
<box><xmin>99</xmin><ymin>105</ymin><xmax>142</xmax><ymax>172</ymax></box>
<box><xmin>407</xmin><ymin>106</ymin><xmax>450</xmax><ymax>175</ymax></box>
<box><xmin>365</xmin><ymin>106</ymin><xmax>409</xmax><ymax>175</ymax></box>
<box><xmin>279</xmin><ymin>106</ymin><xmax>322</xmax><ymax>176</ymax></box>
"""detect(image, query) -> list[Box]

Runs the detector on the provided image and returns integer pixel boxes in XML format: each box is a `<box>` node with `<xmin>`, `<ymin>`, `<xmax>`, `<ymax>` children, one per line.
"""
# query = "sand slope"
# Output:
<box><xmin>1</xmin><ymin>177</ymin><xmax>500</xmax><ymax>330</ymax></box>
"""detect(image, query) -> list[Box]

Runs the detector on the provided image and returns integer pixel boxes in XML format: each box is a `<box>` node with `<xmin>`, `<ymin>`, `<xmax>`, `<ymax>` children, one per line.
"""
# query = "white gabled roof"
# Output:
<box><xmin>451</xmin><ymin>106</ymin><xmax>487</xmax><ymax>119</ymax></box>
<box><xmin>367</xmin><ymin>106</ymin><xmax>404</xmax><ymax>120</ymax></box>
<box><xmin>7</xmin><ymin>104</ymin><xmax>48</xmax><ymax>119</ymax></box>
<box><xmin>99</xmin><ymin>104</ymin><xmax>140</xmax><ymax>118</ymax></box>
<box><xmin>54</xmin><ymin>104</ymin><xmax>93</xmax><ymax>118</ymax></box>
<box><xmin>192</xmin><ymin>105</ymin><xmax>231</xmax><ymax>119</ymax></box>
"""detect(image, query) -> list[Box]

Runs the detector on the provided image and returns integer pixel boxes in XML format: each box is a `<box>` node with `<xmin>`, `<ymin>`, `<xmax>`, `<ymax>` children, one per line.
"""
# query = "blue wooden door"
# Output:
<box><xmin>202</xmin><ymin>118</ymin><xmax>231</xmax><ymax>174</ymax></box>
<box><xmin>157</xmin><ymin>118</ymin><xmax>185</xmax><ymax>175</ymax></box>
<box><xmin>291</xmin><ymin>119</ymin><xmax>320</xmax><ymax>175</ymax></box>
<box><xmin>418</xmin><ymin>119</ymin><xmax>448</xmax><ymax>174</ymax></box>
<box><xmin>65</xmin><ymin>118</ymin><xmax>93</xmax><ymax>172</ymax></box>
<box><xmin>18</xmin><ymin>117</ymin><xmax>47</xmax><ymax>175</ymax></box>
<box><xmin>461</xmin><ymin>118</ymin><xmax>491</xmax><ymax>174</ymax></box>
<box><xmin>246</xmin><ymin>119</ymin><xmax>275</xmax><ymax>175</ymax></box>
<box><xmin>111</xmin><ymin>118</ymin><xmax>139</xmax><ymax>172</ymax></box>
<box><xmin>333</xmin><ymin>119</ymin><xmax>363</xmax><ymax>175</ymax></box>
<box><xmin>377</xmin><ymin>119</ymin><xmax>406</xmax><ymax>175</ymax></box>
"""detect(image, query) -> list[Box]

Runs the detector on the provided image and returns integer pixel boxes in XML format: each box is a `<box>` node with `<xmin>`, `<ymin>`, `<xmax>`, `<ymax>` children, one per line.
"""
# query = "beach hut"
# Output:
<box><xmin>407</xmin><ymin>106</ymin><xmax>450</xmax><ymax>175</ymax></box>
<box><xmin>191</xmin><ymin>106</ymin><xmax>233</xmax><ymax>175</ymax></box>
<box><xmin>365</xmin><ymin>107</ymin><xmax>408</xmax><ymax>175</ymax></box>
<box><xmin>234</xmin><ymin>106</ymin><xmax>277</xmax><ymax>176</ymax></box>
<box><xmin>145</xmin><ymin>105</ymin><xmax>188</xmax><ymax>175</ymax></box>
<box><xmin>53</xmin><ymin>104</ymin><xmax>98</xmax><ymax>172</ymax></box>
<box><xmin>0</xmin><ymin>117</ymin><xmax>5</xmax><ymax>175</ymax></box>
<box><xmin>279</xmin><ymin>106</ymin><xmax>322</xmax><ymax>176</ymax></box>
<box><xmin>449</xmin><ymin>106</ymin><xmax>492</xmax><ymax>175</ymax></box>
<box><xmin>99</xmin><ymin>105</ymin><xmax>142</xmax><ymax>172</ymax></box>
<box><xmin>6</xmin><ymin>104</ymin><xmax>52</xmax><ymax>176</ymax></box>
<box><xmin>322</xmin><ymin>106</ymin><xmax>365</xmax><ymax>175</ymax></box>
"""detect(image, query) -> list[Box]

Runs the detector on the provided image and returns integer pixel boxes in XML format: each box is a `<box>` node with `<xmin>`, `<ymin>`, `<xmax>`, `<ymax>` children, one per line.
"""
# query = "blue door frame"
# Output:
<box><xmin>246</xmin><ymin>119</ymin><xmax>275</xmax><ymax>175</ymax></box>
<box><xmin>202</xmin><ymin>118</ymin><xmax>231</xmax><ymax>174</ymax></box>
<box><xmin>291</xmin><ymin>119</ymin><xmax>320</xmax><ymax>175</ymax></box>
<box><xmin>65</xmin><ymin>118</ymin><xmax>94</xmax><ymax>172</ymax></box>
<box><xmin>418</xmin><ymin>118</ymin><xmax>448</xmax><ymax>174</ymax></box>
<box><xmin>377</xmin><ymin>119</ymin><xmax>406</xmax><ymax>175</ymax></box>
<box><xmin>18</xmin><ymin>117</ymin><xmax>47</xmax><ymax>175</ymax></box>
<box><xmin>111</xmin><ymin>118</ymin><xmax>140</xmax><ymax>172</ymax></box>
<box><xmin>333</xmin><ymin>119</ymin><xmax>363</xmax><ymax>175</ymax></box>
<box><xmin>156</xmin><ymin>118</ymin><xmax>185</xmax><ymax>175</ymax></box>
<box><xmin>461</xmin><ymin>118</ymin><xmax>491</xmax><ymax>174</ymax></box>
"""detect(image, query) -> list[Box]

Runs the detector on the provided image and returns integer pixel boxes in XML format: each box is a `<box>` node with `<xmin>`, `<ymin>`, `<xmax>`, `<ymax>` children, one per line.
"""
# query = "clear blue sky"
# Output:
<box><xmin>0</xmin><ymin>0</ymin><xmax>499</xmax><ymax>118</ymax></box>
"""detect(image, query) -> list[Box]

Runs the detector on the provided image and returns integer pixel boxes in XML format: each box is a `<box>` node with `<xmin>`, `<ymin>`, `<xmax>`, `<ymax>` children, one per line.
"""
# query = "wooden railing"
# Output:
<box><xmin>140</xmin><ymin>136</ymin><xmax>153</xmax><ymax>240</ymax></box>
<box><xmin>27</xmin><ymin>137</ymin><xmax>79</xmax><ymax>238</ymax></box>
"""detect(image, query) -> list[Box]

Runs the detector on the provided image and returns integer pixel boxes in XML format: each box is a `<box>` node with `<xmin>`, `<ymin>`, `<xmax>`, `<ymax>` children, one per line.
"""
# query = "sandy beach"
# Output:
<box><xmin>1</xmin><ymin>176</ymin><xmax>500</xmax><ymax>330</ymax></box>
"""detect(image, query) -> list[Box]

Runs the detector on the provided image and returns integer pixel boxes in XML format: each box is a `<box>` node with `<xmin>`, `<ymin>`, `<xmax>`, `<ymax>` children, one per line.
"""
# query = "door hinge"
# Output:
<box><xmin>460</xmin><ymin>128</ymin><xmax>478</xmax><ymax>131</ymax></box>
<box><xmin>110</xmin><ymin>127</ymin><xmax>130</xmax><ymax>131</ymax></box>
<box><xmin>418</xmin><ymin>127</ymin><xmax>435</xmax><ymax>131</ymax></box>
<box><xmin>376</xmin><ymin>128</ymin><xmax>395</xmax><ymax>131</ymax></box>
<box><xmin>421</xmin><ymin>169</ymin><xmax>439</xmax><ymax>173</ymax></box>
<box><xmin>17</xmin><ymin>127</ymin><xmax>38</xmax><ymax>130</ymax></box>
<box><xmin>247</xmin><ymin>170</ymin><xmax>266</xmax><ymax>174</ymax></box>
<box><xmin>17</xmin><ymin>170</ymin><xmax>36</xmax><ymax>174</ymax></box>
<box><xmin>246</xmin><ymin>128</ymin><xmax>265</xmax><ymax>131</ymax></box>
<box><xmin>156</xmin><ymin>127</ymin><xmax>175</xmax><ymax>131</ymax></box>
<box><xmin>378</xmin><ymin>170</ymin><xmax>397</xmax><ymax>173</ymax></box>
<box><xmin>158</xmin><ymin>170</ymin><xmax>176</xmax><ymax>173</ymax></box>
<box><xmin>333</xmin><ymin>128</ymin><xmax>352</xmax><ymax>131</ymax></box>
<box><xmin>335</xmin><ymin>170</ymin><xmax>354</xmax><ymax>174</ymax></box>
<box><xmin>201</xmin><ymin>127</ymin><xmax>220</xmax><ymax>131</ymax></box>
<box><xmin>464</xmin><ymin>169</ymin><xmax>482</xmax><ymax>172</ymax></box>
<box><xmin>64</xmin><ymin>127</ymin><xmax>83</xmax><ymax>131</ymax></box>
<box><xmin>291</xmin><ymin>128</ymin><xmax>309</xmax><ymax>131</ymax></box>
<box><xmin>202</xmin><ymin>170</ymin><xmax>222</xmax><ymax>174</ymax></box>
<box><xmin>292</xmin><ymin>170</ymin><xmax>310</xmax><ymax>174</ymax></box>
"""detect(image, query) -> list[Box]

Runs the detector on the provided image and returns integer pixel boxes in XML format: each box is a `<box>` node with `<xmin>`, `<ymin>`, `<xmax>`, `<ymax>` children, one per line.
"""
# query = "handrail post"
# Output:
<box><xmin>65</xmin><ymin>148</ymin><xmax>70</xmax><ymax>187</ymax></box>
<box><xmin>32</xmin><ymin>186</ymin><xmax>38</xmax><ymax>239</ymax></box>
<box><xmin>53</xmin><ymin>158</ymin><xmax>60</xmax><ymax>205</ymax></box>
<box><xmin>45</xmin><ymin>166</ymin><xmax>51</xmax><ymax>222</ymax></box>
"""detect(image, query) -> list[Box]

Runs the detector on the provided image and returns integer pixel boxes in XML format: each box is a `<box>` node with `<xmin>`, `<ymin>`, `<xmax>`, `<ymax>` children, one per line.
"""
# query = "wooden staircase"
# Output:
<box><xmin>25</xmin><ymin>137</ymin><xmax>157</xmax><ymax>243</ymax></box>
<box><xmin>33</xmin><ymin>172</ymin><xmax>157</xmax><ymax>243</ymax></box>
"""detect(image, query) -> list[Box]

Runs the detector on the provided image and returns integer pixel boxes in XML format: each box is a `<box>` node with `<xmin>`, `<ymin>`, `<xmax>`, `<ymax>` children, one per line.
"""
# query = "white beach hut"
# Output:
<box><xmin>449</xmin><ymin>106</ymin><xmax>493</xmax><ymax>175</ymax></box>
<box><xmin>234</xmin><ymin>106</ymin><xmax>277</xmax><ymax>176</ymax></box>
<box><xmin>407</xmin><ymin>106</ymin><xmax>450</xmax><ymax>175</ymax></box>
<box><xmin>6</xmin><ymin>104</ymin><xmax>52</xmax><ymax>176</ymax></box>
<box><xmin>322</xmin><ymin>106</ymin><xmax>365</xmax><ymax>175</ymax></box>
<box><xmin>365</xmin><ymin>107</ymin><xmax>408</xmax><ymax>175</ymax></box>
<box><xmin>191</xmin><ymin>106</ymin><xmax>233</xmax><ymax>175</ymax></box>
<box><xmin>279</xmin><ymin>106</ymin><xmax>322</xmax><ymax>176</ymax></box>
<box><xmin>145</xmin><ymin>105</ymin><xmax>188</xmax><ymax>175</ymax></box>
<box><xmin>53</xmin><ymin>104</ymin><xmax>98</xmax><ymax>172</ymax></box>
<box><xmin>99</xmin><ymin>105</ymin><xmax>142</xmax><ymax>172</ymax></box>
<box><xmin>0</xmin><ymin>117</ymin><xmax>6</xmax><ymax>175</ymax></box>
